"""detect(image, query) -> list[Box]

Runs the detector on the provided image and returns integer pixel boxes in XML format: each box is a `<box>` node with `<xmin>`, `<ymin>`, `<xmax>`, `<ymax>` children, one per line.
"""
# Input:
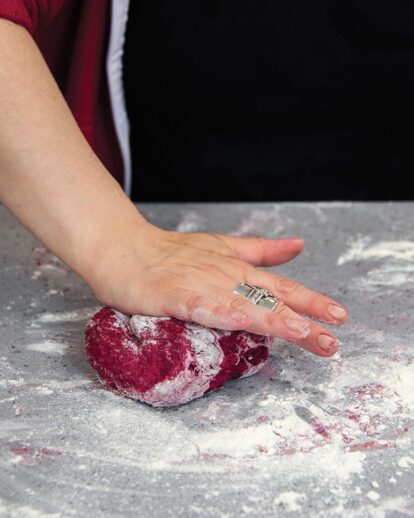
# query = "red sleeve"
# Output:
<box><xmin>0</xmin><ymin>0</ymin><xmax>64</xmax><ymax>34</ymax></box>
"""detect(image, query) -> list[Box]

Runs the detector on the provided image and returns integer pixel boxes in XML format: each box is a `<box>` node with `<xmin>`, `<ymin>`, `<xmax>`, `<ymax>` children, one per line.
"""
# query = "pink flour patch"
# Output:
<box><xmin>10</xmin><ymin>444</ymin><xmax>63</xmax><ymax>465</ymax></box>
<box><xmin>85</xmin><ymin>307</ymin><xmax>272</xmax><ymax>407</ymax></box>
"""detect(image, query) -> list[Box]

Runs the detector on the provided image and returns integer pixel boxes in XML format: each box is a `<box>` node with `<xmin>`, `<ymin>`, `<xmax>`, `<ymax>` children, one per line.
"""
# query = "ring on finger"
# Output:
<box><xmin>232</xmin><ymin>282</ymin><xmax>280</xmax><ymax>311</ymax></box>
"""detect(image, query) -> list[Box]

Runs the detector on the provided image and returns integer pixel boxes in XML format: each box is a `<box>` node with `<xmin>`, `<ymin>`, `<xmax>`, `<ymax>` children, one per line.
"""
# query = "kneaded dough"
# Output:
<box><xmin>85</xmin><ymin>307</ymin><xmax>272</xmax><ymax>407</ymax></box>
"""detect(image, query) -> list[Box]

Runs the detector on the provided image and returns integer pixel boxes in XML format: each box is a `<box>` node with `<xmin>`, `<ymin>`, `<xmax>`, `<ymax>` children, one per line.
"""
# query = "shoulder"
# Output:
<box><xmin>0</xmin><ymin>0</ymin><xmax>65</xmax><ymax>34</ymax></box>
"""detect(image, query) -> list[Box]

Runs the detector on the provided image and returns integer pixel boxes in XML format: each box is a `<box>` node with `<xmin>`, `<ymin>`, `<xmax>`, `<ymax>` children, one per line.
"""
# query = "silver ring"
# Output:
<box><xmin>232</xmin><ymin>282</ymin><xmax>280</xmax><ymax>311</ymax></box>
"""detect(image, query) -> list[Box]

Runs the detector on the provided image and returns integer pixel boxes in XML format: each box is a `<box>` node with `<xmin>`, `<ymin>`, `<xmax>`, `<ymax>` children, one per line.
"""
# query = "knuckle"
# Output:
<box><xmin>240</xmin><ymin>264</ymin><xmax>259</xmax><ymax>283</ymax></box>
<box><xmin>264</xmin><ymin>310</ymin><xmax>279</xmax><ymax>328</ymax></box>
<box><xmin>209</xmin><ymin>234</ymin><xmax>236</xmax><ymax>253</ymax></box>
<box><xmin>264</xmin><ymin>302</ymin><xmax>286</xmax><ymax>327</ymax></box>
<box><xmin>185</xmin><ymin>293</ymin><xmax>205</xmax><ymax>315</ymax></box>
<box><xmin>156</xmin><ymin>284</ymin><xmax>181</xmax><ymax>315</ymax></box>
<box><xmin>229</xmin><ymin>295</ymin><xmax>253</xmax><ymax>312</ymax></box>
<box><xmin>151</xmin><ymin>276</ymin><xmax>172</xmax><ymax>294</ymax></box>
<box><xmin>254</xmin><ymin>236</ymin><xmax>269</xmax><ymax>260</ymax></box>
<box><xmin>276</xmin><ymin>276</ymin><xmax>301</xmax><ymax>295</ymax></box>
<box><xmin>272</xmin><ymin>300</ymin><xmax>288</xmax><ymax>317</ymax></box>
<box><xmin>211</xmin><ymin>304</ymin><xmax>228</xmax><ymax>320</ymax></box>
<box><xmin>145</xmin><ymin>268</ymin><xmax>180</xmax><ymax>292</ymax></box>
<box><xmin>153</xmin><ymin>281</ymin><xmax>187</xmax><ymax>310</ymax></box>
<box><xmin>233</xmin><ymin>267</ymin><xmax>251</xmax><ymax>285</ymax></box>
<box><xmin>202</xmin><ymin>263</ymin><xmax>224</xmax><ymax>276</ymax></box>
<box><xmin>307</xmin><ymin>291</ymin><xmax>325</xmax><ymax>309</ymax></box>
<box><xmin>224</xmin><ymin>255</ymin><xmax>245</xmax><ymax>268</ymax></box>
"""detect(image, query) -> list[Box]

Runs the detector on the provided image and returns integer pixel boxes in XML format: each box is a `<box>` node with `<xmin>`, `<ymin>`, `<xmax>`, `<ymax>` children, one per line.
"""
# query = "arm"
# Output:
<box><xmin>0</xmin><ymin>19</ymin><xmax>348</xmax><ymax>357</ymax></box>
<box><xmin>0</xmin><ymin>19</ymin><xmax>152</xmax><ymax>280</ymax></box>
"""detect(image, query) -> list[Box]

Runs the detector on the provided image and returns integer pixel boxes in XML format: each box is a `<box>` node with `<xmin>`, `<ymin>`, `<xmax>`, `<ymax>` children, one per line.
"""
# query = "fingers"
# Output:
<box><xmin>160</xmin><ymin>286</ymin><xmax>252</xmax><ymax>331</ymax></box>
<box><xmin>242</xmin><ymin>267</ymin><xmax>349</xmax><ymax>326</ymax></box>
<box><xmin>213</xmin><ymin>234</ymin><xmax>304</xmax><ymax>267</ymax></box>
<box><xmin>200</xmin><ymin>284</ymin><xmax>340</xmax><ymax>357</ymax></box>
<box><xmin>213</xmin><ymin>256</ymin><xmax>348</xmax><ymax>326</ymax></box>
<box><xmin>130</xmin><ymin>228</ymin><xmax>346</xmax><ymax>358</ymax></box>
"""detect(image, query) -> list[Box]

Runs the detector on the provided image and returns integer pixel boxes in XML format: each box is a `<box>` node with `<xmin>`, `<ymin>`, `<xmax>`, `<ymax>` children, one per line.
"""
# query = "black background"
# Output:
<box><xmin>124</xmin><ymin>1</ymin><xmax>414</xmax><ymax>202</ymax></box>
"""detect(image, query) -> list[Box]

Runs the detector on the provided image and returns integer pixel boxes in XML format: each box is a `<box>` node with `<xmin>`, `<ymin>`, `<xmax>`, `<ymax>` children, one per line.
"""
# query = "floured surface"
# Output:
<box><xmin>1</xmin><ymin>203</ymin><xmax>414</xmax><ymax>517</ymax></box>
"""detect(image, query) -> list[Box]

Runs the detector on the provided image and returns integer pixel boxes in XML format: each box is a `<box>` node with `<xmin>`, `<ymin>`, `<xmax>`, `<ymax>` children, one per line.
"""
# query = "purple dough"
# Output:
<box><xmin>85</xmin><ymin>307</ymin><xmax>272</xmax><ymax>407</ymax></box>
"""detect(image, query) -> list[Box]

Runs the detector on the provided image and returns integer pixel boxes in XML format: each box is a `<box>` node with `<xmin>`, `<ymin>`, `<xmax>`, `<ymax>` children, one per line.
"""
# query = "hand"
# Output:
<box><xmin>89</xmin><ymin>223</ymin><xmax>348</xmax><ymax>357</ymax></box>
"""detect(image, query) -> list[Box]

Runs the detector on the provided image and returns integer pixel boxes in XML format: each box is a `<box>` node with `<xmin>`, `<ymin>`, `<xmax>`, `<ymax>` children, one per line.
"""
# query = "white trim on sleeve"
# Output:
<box><xmin>106</xmin><ymin>0</ymin><xmax>132</xmax><ymax>196</ymax></box>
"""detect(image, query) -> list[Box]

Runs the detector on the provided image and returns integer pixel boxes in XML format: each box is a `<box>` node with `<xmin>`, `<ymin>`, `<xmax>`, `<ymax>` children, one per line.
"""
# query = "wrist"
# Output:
<box><xmin>80</xmin><ymin>214</ymin><xmax>163</xmax><ymax>298</ymax></box>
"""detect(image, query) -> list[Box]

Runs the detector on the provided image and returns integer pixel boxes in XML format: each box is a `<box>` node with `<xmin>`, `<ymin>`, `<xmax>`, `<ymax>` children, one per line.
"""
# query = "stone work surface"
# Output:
<box><xmin>1</xmin><ymin>202</ymin><xmax>413</xmax><ymax>517</ymax></box>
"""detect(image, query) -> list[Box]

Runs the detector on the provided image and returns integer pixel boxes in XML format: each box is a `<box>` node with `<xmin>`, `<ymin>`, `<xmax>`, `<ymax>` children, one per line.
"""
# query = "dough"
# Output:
<box><xmin>85</xmin><ymin>307</ymin><xmax>272</xmax><ymax>407</ymax></box>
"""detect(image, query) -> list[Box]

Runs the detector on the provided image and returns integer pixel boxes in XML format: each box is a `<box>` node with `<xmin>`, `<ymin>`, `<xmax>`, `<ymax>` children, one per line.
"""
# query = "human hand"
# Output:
<box><xmin>89</xmin><ymin>224</ymin><xmax>348</xmax><ymax>357</ymax></box>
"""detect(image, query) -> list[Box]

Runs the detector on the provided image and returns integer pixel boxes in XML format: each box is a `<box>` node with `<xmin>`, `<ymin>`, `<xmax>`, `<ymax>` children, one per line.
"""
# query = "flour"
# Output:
<box><xmin>273</xmin><ymin>491</ymin><xmax>306</xmax><ymax>512</ymax></box>
<box><xmin>231</xmin><ymin>207</ymin><xmax>288</xmax><ymax>237</ymax></box>
<box><xmin>367</xmin><ymin>490</ymin><xmax>381</xmax><ymax>501</ymax></box>
<box><xmin>350</xmin><ymin>496</ymin><xmax>414</xmax><ymax>518</ymax></box>
<box><xmin>176</xmin><ymin>210</ymin><xmax>207</xmax><ymax>232</ymax></box>
<box><xmin>67</xmin><ymin>326</ymin><xmax>414</xmax><ymax>500</ymax></box>
<box><xmin>34</xmin><ymin>307</ymin><xmax>100</xmax><ymax>324</ymax></box>
<box><xmin>397</xmin><ymin>456</ymin><xmax>414</xmax><ymax>469</ymax></box>
<box><xmin>34</xmin><ymin>387</ymin><xmax>54</xmax><ymax>395</ymax></box>
<box><xmin>26</xmin><ymin>341</ymin><xmax>68</xmax><ymax>355</ymax></box>
<box><xmin>361</xmin><ymin>263</ymin><xmax>414</xmax><ymax>288</ymax></box>
<box><xmin>0</xmin><ymin>378</ymin><xmax>25</xmax><ymax>388</ymax></box>
<box><xmin>386</xmin><ymin>364</ymin><xmax>414</xmax><ymax>408</ymax></box>
<box><xmin>0</xmin><ymin>499</ymin><xmax>65</xmax><ymax>518</ymax></box>
<box><xmin>78</xmin><ymin>371</ymin><xmax>368</xmax><ymax>480</ymax></box>
<box><xmin>0</xmin><ymin>378</ymin><xmax>89</xmax><ymax>392</ymax></box>
<box><xmin>337</xmin><ymin>238</ymin><xmax>414</xmax><ymax>265</ymax></box>
<box><xmin>337</xmin><ymin>237</ymin><xmax>414</xmax><ymax>296</ymax></box>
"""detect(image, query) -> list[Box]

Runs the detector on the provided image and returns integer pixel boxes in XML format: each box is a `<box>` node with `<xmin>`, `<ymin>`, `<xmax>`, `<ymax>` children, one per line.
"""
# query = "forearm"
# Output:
<box><xmin>0</xmin><ymin>19</ymin><xmax>149</xmax><ymax>281</ymax></box>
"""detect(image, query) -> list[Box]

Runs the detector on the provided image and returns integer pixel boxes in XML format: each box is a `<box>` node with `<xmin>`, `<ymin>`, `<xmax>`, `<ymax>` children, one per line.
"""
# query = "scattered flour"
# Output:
<box><xmin>34</xmin><ymin>308</ymin><xmax>100</xmax><ymax>324</ymax></box>
<box><xmin>362</xmin><ymin>263</ymin><xmax>414</xmax><ymax>288</ymax></box>
<box><xmin>0</xmin><ymin>378</ymin><xmax>89</xmax><ymax>392</ymax></box>
<box><xmin>0</xmin><ymin>499</ymin><xmax>64</xmax><ymax>518</ymax></box>
<box><xmin>351</xmin><ymin>496</ymin><xmax>414</xmax><ymax>518</ymax></box>
<box><xmin>397</xmin><ymin>456</ymin><xmax>414</xmax><ymax>469</ymax></box>
<box><xmin>367</xmin><ymin>490</ymin><xmax>381</xmax><ymax>502</ymax></box>
<box><xmin>26</xmin><ymin>341</ymin><xmax>68</xmax><ymax>355</ymax></box>
<box><xmin>273</xmin><ymin>491</ymin><xmax>306</xmax><ymax>512</ymax></box>
<box><xmin>83</xmin><ymin>401</ymin><xmax>367</xmax><ymax>481</ymax></box>
<box><xmin>386</xmin><ymin>364</ymin><xmax>414</xmax><ymax>409</ymax></box>
<box><xmin>34</xmin><ymin>386</ymin><xmax>54</xmax><ymax>395</ymax></box>
<box><xmin>175</xmin><ymin>210</ymin><xmax>207</xmax><ymax>232</ymax></box>
<box><xmin>337</xmin><ymin>238</ymin><xmax>414</xmax><ymax>266</ymax></box>
<box><xmin>0</xmin><ymin>378</ymin><xmax>25</xmax><ymax>388</ymax></box>
<box><xmin>231</xmin><ymin>207</ymin><xmax>288</xmax><ymax>237</ymax></box>
<box><xmin>337</xmin><ymin>237</ymin><xmax>414</xmax><ymax>291</ymax></box>
<box><xmin>39</xmin><ymin>379</ymin><xmax>91</xmax><ymax>391</ymax></box>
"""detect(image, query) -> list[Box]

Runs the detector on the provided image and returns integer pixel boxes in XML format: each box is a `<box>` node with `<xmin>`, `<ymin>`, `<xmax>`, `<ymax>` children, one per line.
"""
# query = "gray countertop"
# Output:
<box><xmin>1</xmin><ymin>202</ymin><xmax>413</xmax><ymax>517</ymax></box>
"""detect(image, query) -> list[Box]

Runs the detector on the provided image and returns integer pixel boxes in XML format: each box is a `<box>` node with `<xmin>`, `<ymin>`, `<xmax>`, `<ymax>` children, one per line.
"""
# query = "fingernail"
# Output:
<box><xmin>328</xmin><ymin>304</ymin><xmax>347</xmax><ymax>320</ymax></box>
<box><xmin>285</xmin><ymin>318</ymin><xmax>311</xmax><ymax>338</ymax></box>
<box><xmin>317</xmin><ymin>334</ymin><xmax>338</xmax><ymax>352</ymax></box>
<box><xmin>230</xmin><ymin>312</ymin><xmax>250</xmax><ymax>324</ymax></box>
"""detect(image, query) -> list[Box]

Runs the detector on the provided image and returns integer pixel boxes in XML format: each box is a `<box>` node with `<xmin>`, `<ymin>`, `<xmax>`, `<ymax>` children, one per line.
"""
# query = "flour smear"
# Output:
<box><xmin>26</xmin><ymin>341</ymin><xmax>68</xmax><ymax>355</ymax></box>
<box><xmin>337</xmin><ymin>237</ymin><xmax>414</xmax><ymax>291</ymax></box>
<box><xmin>337</xmin><ymin>238</ymin><xmax>414</xmax><ymax>265</ymax></box>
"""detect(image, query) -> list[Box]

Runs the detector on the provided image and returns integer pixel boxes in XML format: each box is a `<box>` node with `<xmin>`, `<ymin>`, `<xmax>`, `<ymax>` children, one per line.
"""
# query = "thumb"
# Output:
<box><xmin>214</xmin><ymin>234</ymin><xmax>304</xmax><ymax>267</ymax></box>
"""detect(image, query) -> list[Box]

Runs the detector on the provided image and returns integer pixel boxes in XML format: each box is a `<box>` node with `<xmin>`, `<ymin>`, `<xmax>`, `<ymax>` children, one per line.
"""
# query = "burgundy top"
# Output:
<box><xmin>0</xmin><ymin>0</ymin><xmax>124</xmax><ymax>187</ymax></box>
